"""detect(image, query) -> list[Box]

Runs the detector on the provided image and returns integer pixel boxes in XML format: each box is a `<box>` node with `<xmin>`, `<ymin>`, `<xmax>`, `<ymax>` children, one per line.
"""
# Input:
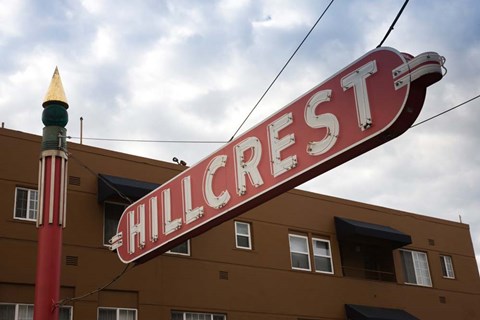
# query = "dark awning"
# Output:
<box><xmin>335</xmin><ymin>217</ymin><xmax>412</xmax><ymax>249</ymax></box>
<box><xmin>98</xmin><ymin>174</ymin><xmax>160</xmax><ymax>203</ymax></box>
<box><xmin>345</xmin><ymin>304</ymin><xmax>419</xmax><ymax>320</ymax></box>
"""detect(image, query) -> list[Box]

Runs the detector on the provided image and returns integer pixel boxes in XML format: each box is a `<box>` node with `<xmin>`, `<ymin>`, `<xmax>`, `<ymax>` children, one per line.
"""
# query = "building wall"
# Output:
<box><xmin>1</xmin><ymin>128</ymin><xmax>479</xmax><ymax>320</ymax></box>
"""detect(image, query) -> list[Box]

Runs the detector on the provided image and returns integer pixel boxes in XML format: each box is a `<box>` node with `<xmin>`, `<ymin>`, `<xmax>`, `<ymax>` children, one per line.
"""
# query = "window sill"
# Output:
<box><xmin>9</xmin><ymin>218</ymin><xmax>36</xmax><ymax>224</ymax></box>
<box><xmin>403</xmin><ymin>282</ymin><xmax>433</xmax><ymax>288</ymax></box>
<box><xmin>233</xmin><ymin>247</ymin><xmax>254</xmax><ymax>252</ymax></box>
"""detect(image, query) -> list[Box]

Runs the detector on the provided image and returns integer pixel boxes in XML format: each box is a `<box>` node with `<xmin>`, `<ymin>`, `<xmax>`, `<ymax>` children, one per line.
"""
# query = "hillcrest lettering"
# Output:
<box><xmin>110</xmin><ymin>47</ymin><xmax>445</xmax><ymax>264</ymax></box>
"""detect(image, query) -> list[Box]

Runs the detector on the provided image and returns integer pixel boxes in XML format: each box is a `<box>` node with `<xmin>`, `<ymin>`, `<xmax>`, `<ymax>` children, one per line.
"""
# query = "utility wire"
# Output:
<box><xmin>68</xmin><ymin>136</ymin><xmax>227</xmax><ymax>144</ymax></box>
<box><xmin>70</xmin><ymin>153</ymin><xmax>133</xmax><ymax>203</ymax></box>
<box><xmin>55</xmin><ymin>94</ymin><xmax>479</xmax><ymax>306</ymax></box>
<box><xmin>377</xmin><ymin>0</ymin><xmax>410</xmax><ymax>48</ymax></box>
<box><xmin>410</xmin><ymin>93</ymin><xmax>480</xmax><ymax>128</ymax></box>
<box><xmin>66</xmin><ymin>94</ymin><xmax>478</xmax><ymax>144</ymax></box>
<box><xmin>228</xmin><ymin>0</ymin><xmax>336</xmax><ymax>142</ymax></box>
<box><xmin>57</xmin><ymin>263</ymin><xmax>132</xmax><ymax>306</ymax></box>
<box><xmin>54</xmin><ymin>153</ymin><xmax>136</xmax><ymax>306</ymax></box>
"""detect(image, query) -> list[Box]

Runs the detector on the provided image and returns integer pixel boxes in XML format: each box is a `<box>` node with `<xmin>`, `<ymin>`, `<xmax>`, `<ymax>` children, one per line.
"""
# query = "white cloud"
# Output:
<box><xmin>0</xmin><ymin>0</ymin><xmax>26</xmax><ymax>39</ymax></box>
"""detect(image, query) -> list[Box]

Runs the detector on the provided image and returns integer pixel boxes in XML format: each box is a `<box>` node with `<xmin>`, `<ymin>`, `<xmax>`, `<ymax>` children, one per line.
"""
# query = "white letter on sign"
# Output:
<box><xmin>182</xmin><ymin>176</ymin><xmax>204</xmax><ymax>223</ymax></box>
<box><xmin>128</xmin><ymin>206</ymin><xmax>145</xmax><ymax>254</ymax></box>
<box><xmin>305</xmin><ymin>90</ymin><xmax>339</xmax><ymax>155</ymax></box>
<box><xmin>149</xmin><ymin>197</ymin><xmax>159</xmax><ymax>242</ymax></box>
<box><xmin>204</xmin><ymin>155</ymin><xmax>231</xmax><ymax>209</ymax></box>
<box><xmin>341</xmin><ymin>60</ymin><xmax>377</xmax><ymax>130</ymax></box>
<box><xmin>268</xmin><ymin>112</ymin><xmax>297</xmax><ymax>177</ymax></box>
<box><xmin>162</xmin><ymin>189</ymin><xmax>182</xmax><ymax>235</ymax></box>
<box><xmin>234</xmin><ymin>137</ymin><xmax>264</xmax><ymax>196</ymax></box>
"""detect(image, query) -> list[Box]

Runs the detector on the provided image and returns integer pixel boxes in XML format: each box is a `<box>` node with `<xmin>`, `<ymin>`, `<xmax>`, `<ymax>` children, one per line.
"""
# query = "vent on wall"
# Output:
<box><xmin>219</xmin><ymin>271</ymin><xmax>229</xmax><ymax>280</ymax></box>
<box><xmin>69</xmin><ymin>176</ymin><xmax>81</xmax><ymax>186</ymax></box>
<box><xmin>428</xmin><ymin>239</ymin><xmax>435</xmax><ymax>246</ymax></box>
<box><xmin>66</xmin><ymin>255</ymin><xmax>79</xmax><ymax>266</ymax></box>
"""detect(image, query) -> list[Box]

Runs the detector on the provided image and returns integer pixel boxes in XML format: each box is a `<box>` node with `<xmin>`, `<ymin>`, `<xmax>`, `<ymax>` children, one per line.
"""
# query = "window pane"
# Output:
<box><xmin>235</xmin><ymin>222</ymin><xmax>251</xmax><ymax>249</ymax></box>
<box><xmin>235</xmin><ymin>222</ymin><xmax>249</xmax><ymax>235</ymax></box>
<box><xmin>104</xmin><ymin>203</ymin><xmax>126</xmax><ymax>244</ymax></box>
<box><xmin>99</xmin><ymin>308</ymin><xmax>117</xmax><ymax>320</ymax></box>
<box><xmin>401</xmin><ymin>250</ymin><xmax>432</xmax><ymax>286</ymax></box>
<box><xmin>237</xmin><ymin>235</ymin><xmax>250</xmax><ymax>248</ymax></box>
<box><xmin>289</xmin><ymin>236</ymin><xmax>308</xmax><ymax>253</ymax></box>
<box><xmin>313</xmin><ymin>240</ymin><xmax>330</xmax><ymax>256</ymax></box>
<box><xmin>168</xmin><ymin>241</ymin><xmax>190</xmax><ymax>255</ymax></box>
<box><xmin>119</xmin><ymin>309</ymin><xmax>136</xmax><ymax>320</ymax></box>
<box><xmin>59</xmin><ymin>307</ymin><xmax>72</xmax><ymax>320</ymax></box>
<box><xmin>18</xmin><ymin>305</ymin><xmax>33</xmax><ymax>320</ymax></box>
<box><xmin>441</xmin><ymin>255</ymin><xmax>455</xmax><ymax>278</ymax></box>
<box><xmin>291</xmin><ymin>252</ymin><xmax>309</xmax><ymax>269</ymax></box>
<box><xmin>171</xmin><ymin>312</ymin><xmax>183</xmax><ymax>320</ymax></box>
<box><xmin>15</xmin><ymin>188</ymin><xmax>28</xmax><ymax>219</ymax></box>
<box><xmin>0</xmin><ymin>304</ymin><xmax>16</xmax><ymax>320</ymax></box>
<box><xmin>413</xmin><ymin>251</ymin><xmax>432</xmax><ymax>286</ymax></box>
<box><xmin>440</xmin><ymin>256</ymin><xmax>448</xmax><ymax>276</ymax></box>
<box><xmin>401</xmin><ymin>251</ymin><xmax>416</xmax><ymax>284</ymax></box>
<box><xmin>28</xmin><ymin>190</ymin><xmax>39</xmax><ymax>220</ymax></box>
<box><xmin>315</xmin><ymin>256</ymin><xmax>332</xmax><ymax>273</ymax></box>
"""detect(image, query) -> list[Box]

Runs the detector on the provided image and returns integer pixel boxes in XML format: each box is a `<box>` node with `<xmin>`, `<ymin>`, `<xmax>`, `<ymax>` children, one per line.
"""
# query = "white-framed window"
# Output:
<box><xmin>166</xmin><ymin>240</ymin><xmax>191</xmax><ymax>256</ymax></box>
<box><xmin>312</xmin><ymin>238</ymin><xmax>333</xmax><ymax>274</ymax></box>
<box><xmin>400</xmin><ymin>249</ymin><xmax>432</xmax><ymax>287</ymax></box>
<box><xmin>440</xmin><ymin>255</ymin><xmax>455</xmax><ymax>279</ymax></box>
<box><xmin>14</xmin><ymin>187</ymin><xmax>38</xmax><ymax>221</ymax></box>
<box><xmin>171</xmin><ymin>311</ymin><xmax>226</xmax><ymax>320</ymax></box>
<box><xmin>104</xmin><ymin>202</ymin><xmax>127</xmax><ymax>245</ymax></box>
<box><xmin>98</xmin><ymin>307</ymin><xmax>137</xmax><ymax>320</ymax></box>
<box><xmin>0</xmin><ymin>303</ymin><xmax>72</xmax><ymax>320</ymax></box>
<box><xmin>234</xmin><ymin>221</ymin><xmax>252</xmax><ymax>250</ymax></box>
<box><xmin>289</xmin><ymin>234</ymin><xmax>311</xmax><ymax>271</ymax></box>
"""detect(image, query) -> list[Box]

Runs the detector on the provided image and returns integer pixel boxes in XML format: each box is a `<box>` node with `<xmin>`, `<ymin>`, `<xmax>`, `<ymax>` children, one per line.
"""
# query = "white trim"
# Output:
<box><xmin>166</xmin><ymin>240</ymin><xmax>191</xmax><ymax>256</ymax></box>
<box><xmin>37</xmin><ymin>158</ymin><xmax>44</xmax><ymax>227</ymax></box>
<box><xmin>48</xmin><ymin>157</ymin><xmax>55</xmax><ymax>224</ymax></box>
<box><xmin>97</xmin><ymin>307</ymin><xmax>138</xmax><ymax>320</ymax></box>
<box><xmin>400</xmin><ymin>249</ymin><xmax>432</xmax><ymax>287</ymax></box>
<box><xmin>440</xmin><ymin>255</ymin><xmax>455</xmax><ymax>279</ymax></box>
<box><xmin>312</xmin><ymin>238</ymin><xmax>334</xmax><ymax>274</ymax></box>
<box><xmin>288</xmin><ymin>234</ymin><xmax>311</xmax><ymax>271</ymax></box>
<box><xmin>13</xmin><ymin>187</ymin><xmax>38</xmax><ymax>222</ymax></box>
<box><xmin>0</xmin><ymin>303</ymin><xmax>72</xmax><ymax>320</ymax></box>
<box><xmin>234</xmin><ymin>221</ymin><xmax>252</xmax><ymax>250</ymax></box>
<box><xmin>171</xmin><ymin>310</ymin><xmax>226</xmax><ymax>320</ymax></box>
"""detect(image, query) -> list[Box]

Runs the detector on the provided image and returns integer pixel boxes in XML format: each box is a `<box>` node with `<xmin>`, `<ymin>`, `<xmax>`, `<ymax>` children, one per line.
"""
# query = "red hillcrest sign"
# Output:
<box><xmin>110</xmin><ymin>47</ymin><xmax>444</xmax><ymax>264</ymax></box>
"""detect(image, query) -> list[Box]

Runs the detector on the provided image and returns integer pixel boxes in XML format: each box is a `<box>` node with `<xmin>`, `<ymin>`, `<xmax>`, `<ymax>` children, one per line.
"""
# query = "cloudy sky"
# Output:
<box><xmin>1</xmin><ymin>0</ymin><xmax>479</xmax><ymax>266</ymax></box>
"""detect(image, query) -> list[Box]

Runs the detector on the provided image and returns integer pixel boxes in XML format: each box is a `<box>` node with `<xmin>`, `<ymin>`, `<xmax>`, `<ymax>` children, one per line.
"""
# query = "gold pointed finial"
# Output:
<box><xmin>43</xmin><ymin>66</ymin><xmax>69</xmax><ymax>109</ymax></box>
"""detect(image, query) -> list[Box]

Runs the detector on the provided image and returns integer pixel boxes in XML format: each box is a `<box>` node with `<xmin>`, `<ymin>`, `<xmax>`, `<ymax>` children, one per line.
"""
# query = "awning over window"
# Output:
<box><xmin>97</xmin><ymin>174</ymin><xmax>160</xmax><ymax>203</ymax></box>
<box><xmin>334</xmin><ymin>217</ymin><xmax>412</xmax><ymax>249</ymax></box>
<box><xmin>345</xmin><ymin>304</ymin><xmax>419</xmax><ymax>320</ymax></box>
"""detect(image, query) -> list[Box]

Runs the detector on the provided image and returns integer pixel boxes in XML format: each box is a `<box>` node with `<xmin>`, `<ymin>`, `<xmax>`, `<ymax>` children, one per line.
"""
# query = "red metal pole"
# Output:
<box><xmin>34</xmin><ymin>67</ymin><xmax>69</xmax><ymax>320</ymax></box>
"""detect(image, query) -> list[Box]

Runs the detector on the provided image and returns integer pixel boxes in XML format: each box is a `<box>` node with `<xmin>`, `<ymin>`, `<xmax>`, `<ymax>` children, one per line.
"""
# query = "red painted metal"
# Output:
<box><xmin>34</xmin><ymin>154</ymin><xmax>67</xmax><ymax>320</ymax></box>
<box><xmin>111</xmin><ymin>47</ymin><xmax>444</xmax><ymax>264</ymax></box>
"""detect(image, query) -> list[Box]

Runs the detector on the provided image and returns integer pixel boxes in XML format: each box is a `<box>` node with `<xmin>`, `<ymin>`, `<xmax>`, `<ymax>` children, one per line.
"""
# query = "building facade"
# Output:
<box><xmin>0</xmin><ymin>127</ymin><xmax>479</xmax><ymax>320</ymax></box>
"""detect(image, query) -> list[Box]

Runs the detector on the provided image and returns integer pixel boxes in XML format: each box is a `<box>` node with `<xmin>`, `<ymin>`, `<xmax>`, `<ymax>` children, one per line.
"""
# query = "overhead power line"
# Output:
<box><xmin>68</xmin><ymin>137</ymin><xmax>228</xmax><ymax>144</ymax></box>
<box><xmin>67</xmin><ymin>94</ymin><xmax>480</xmax><ymax>144</ymax></box>
<box><xmin>228</xmin><ymin>0</ymin><xmax>336</xmax><ymax>142</ymax></box>
<box><xmin>56</xmin><ymin>153</ymin><xmax>135</xmax><ymax>306</ymax></box>
<box><xmin>377</xmin><ymin>0</ymin><xmax>410</xmax><ymax>48</ymax></box>
<box><xmin>410</xmin><ymin>93</ymin><xmax>480</xmax><ymax>128</ymax></box>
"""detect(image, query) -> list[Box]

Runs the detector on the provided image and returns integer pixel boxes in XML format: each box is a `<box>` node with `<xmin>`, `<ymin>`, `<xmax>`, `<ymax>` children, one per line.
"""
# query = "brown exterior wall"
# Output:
<box><xmin>1</xmin><ymin>127</ymin><xmax>479</xmax><ymax>320</ymax></box>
